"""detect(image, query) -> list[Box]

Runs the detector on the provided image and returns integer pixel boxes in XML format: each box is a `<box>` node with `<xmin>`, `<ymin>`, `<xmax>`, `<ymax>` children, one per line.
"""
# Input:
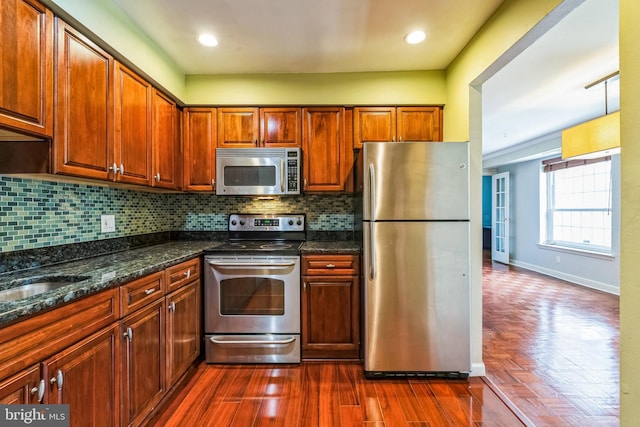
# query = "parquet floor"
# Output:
<box><xmin>151</xmin><ymin>253</ymin><xmax>619</xmax><ymax>426</ymax></box>
<box><xmin>482</xmin><ymin>252</ymin><xmax>619</xmax><ymax>426</ymax></box>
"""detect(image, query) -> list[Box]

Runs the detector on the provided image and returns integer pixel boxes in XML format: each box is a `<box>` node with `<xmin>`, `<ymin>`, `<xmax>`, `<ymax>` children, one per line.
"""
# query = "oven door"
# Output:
<box><xmin>204</xmin><ymin>256</ymin><xmax>301</xmax><ymax>334</ymax></box>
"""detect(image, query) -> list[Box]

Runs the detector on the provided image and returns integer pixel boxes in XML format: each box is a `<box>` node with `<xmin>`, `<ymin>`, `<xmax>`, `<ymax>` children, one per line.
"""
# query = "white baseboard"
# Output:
<box><xmin>470</xmin><ymin>362</ymin><xmax>486</xmax><ymax>377</ymax></box>
<box><xmin>509</xmin><ymin>259</ymin><xmax>619</xmax><ymax>295</ymax></box>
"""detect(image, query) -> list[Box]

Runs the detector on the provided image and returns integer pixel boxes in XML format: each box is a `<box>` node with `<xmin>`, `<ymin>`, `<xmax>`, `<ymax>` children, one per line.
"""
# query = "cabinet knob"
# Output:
<box><xmin>169</xmin><ymin>302</ymin><xmax>176</xmax><ymax>312</ymax></box>
<box><xmin>184</xmin><ymin>269</ymin><xmax>191</xmax><ymax>279</ymax></box>
<box><xmin>155</xmin><ymin>172</ymin><xmax>161</xmax><ymax>181</ymax></box>
<box><xmin>49</xmin><ymin>370</ymin><xmax>64</xmax><ymax>390</ymax></box>
<box><xmin>33</xmin><ymin>379</ymin><xmax>45</xmax><ymax>402</ymax></box>
<box><xmin>124</xmin><ymin>327</ymin><xmax>133</xmax><ymax>341</ymax></box>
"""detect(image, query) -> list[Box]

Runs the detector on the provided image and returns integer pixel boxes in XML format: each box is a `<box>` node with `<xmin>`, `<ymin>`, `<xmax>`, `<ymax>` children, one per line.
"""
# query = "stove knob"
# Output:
<box><xmin>231</xmin><ymin>220</ymin><xmax>237</xmax><ymax>226</ymax></box>
<box><xmin>239</xmin><ymin>220</ymin><xmax>245</xmax><ymax>226</ymax></box>
<box><xmin>288</xmin><ymin>219</ymin><xmax>294</xmax><ymax>226</ymax></box>
<box><xmin>296</xmin><ymin>219</ymin><xmax>302</xmax><ymax>226</ymax></box>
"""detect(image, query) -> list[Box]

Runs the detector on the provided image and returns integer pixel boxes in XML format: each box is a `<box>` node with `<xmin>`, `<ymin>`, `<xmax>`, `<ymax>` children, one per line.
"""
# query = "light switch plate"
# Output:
<box><xmin>101</xmin><ymin>215</ymin><xmax>116</xmax><ymax>233</ymax></box>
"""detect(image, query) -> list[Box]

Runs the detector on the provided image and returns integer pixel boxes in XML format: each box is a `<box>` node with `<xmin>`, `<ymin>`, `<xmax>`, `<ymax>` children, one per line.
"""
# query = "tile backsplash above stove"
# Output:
<box><xmin>0</xmin><ymin>176</ymin><xmax>354</xmax><ymax>253</ymax></box>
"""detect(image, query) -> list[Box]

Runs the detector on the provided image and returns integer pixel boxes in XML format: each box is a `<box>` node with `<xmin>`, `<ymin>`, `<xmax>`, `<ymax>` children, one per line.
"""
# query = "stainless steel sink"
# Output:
<box><xmin>0</xmin><ymin>276</ymin><xmax>89</xmax><ymax>302</ymax></box>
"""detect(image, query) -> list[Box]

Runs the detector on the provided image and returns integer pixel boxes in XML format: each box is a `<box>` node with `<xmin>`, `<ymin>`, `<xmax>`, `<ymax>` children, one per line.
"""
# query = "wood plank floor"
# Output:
<box><xmin>151</xmin><ymin>362</ymin><xmax>525</xmax><ymax>426</ymax></box>
<box><xmin>151</xmin><ymin>253</ymin><xmax>619</xmax><ymax>426</ymax></box>
<box><xmin>482</xmin><ymin>253</ymin><xmax>619</xmax><ymax>426</ymax></box>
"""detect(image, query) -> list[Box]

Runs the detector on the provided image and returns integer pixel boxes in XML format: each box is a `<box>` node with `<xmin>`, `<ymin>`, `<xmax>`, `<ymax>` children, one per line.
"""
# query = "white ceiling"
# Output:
<box><xmin>111</xmin><ymin>0</ymin><xmax>619</xmax><ymax>156</ymax></box>
<box><xmin>111</xmin><ymin>0</ymin><xmax>504</xmax><ymax>74</ymax></box>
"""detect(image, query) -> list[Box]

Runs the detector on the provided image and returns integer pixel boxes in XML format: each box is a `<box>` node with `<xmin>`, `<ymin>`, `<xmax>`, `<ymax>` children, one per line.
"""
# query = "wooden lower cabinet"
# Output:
<box><xmin>0</xmin><ymin>365</ymin><xmax>42</xmax><ymax>404</ymax></box>
<box><xmin>44</xmin><ymin>324</ymin><xmax>119</xmax><ymax>427</ymax></box>
<box><xmin>166</xmin><ymin>280</ymin><xmax>201</xmax><ymax>388</ymax></box>
<box><xmin>301</xmin><ymin>254</ymin><xmax>360</xmax><ymax>359</ymax></box>
<box><xmin>121</xmin><ymin>298</ymin><xmax>165</xmax><ymax>427</ymax></box>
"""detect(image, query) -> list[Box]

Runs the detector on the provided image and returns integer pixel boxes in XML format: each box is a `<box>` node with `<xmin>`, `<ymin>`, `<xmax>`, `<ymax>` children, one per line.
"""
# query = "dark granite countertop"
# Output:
<box><xmin>300</xmin><ymin>241</ymin><xmax>360</xmax><ymax>254</ymax></box>
<box><xmin>0</xmin><ymin>238</ymin><xmax>360</xmax><ymax>327</ymax></box>
<box><xmin>0</xmin><ymin>241</ymin><xmax>223</xmax><ymax>327</ymax></box>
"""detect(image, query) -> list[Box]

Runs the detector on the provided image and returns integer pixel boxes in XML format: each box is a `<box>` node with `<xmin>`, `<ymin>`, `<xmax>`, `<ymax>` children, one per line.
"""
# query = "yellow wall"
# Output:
<box><xmin>619</xmin><ymin>0</ymin><xmax>639</xmax><ymax>423</ymax></box>
<box><xmin>185</xmin><ymin>71</ymin><xmax>446</xmax><ymax>105</ymax></box>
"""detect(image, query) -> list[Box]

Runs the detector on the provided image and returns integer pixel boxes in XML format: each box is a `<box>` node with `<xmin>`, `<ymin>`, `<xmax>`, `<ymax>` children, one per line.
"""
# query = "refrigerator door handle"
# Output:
<box><xmin>368</xmin><ymin>163</ymin><xmax>376</xmax><ymax>219</ymax></box>
<box><xmin>369</xmin><ymin>221</ymin><xmax>376</xmax><ymax>280</ymax></box>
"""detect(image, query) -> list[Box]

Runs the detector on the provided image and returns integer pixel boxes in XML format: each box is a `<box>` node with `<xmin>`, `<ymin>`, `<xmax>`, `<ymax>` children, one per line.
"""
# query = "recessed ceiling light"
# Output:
<box><xmin>198</xmin><ymin>34</ymin><xmax>218</xmax><ymax>47</ymax></box>
<box><xmin>404</xmin><ymin>31</ymin><xmax>426</xmax><ymax>45</ymax></box>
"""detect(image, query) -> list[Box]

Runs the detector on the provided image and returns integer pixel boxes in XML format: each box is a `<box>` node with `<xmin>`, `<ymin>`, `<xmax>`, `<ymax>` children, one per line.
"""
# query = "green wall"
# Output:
<box><xmin>186</xmin><ymin>71</ymin><xmax>446</xmax><ymax>105</ymax></box>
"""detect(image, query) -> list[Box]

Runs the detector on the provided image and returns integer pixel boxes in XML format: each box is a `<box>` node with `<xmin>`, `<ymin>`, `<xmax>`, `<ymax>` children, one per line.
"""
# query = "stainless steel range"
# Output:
<box><xmin>204</xmin><ymin>213</ymin><xmax>305</xmax><ymax>364</ymax></box>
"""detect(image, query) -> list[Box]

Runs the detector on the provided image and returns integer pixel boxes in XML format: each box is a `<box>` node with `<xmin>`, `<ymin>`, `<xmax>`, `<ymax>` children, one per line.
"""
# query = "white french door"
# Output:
<box><xmin>491</xmin><ymin>172</ymin><xmax>510</xmax><ymax>264</ymax></box>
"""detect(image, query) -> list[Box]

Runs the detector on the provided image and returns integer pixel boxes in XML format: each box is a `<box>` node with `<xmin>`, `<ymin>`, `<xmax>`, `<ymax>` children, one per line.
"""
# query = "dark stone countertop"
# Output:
<box><xmin>0</xmin><ymin>241</ymin><xmax>223</xmax><ymax>327</ymax></box>
<box><xmin>0</xmin><ymin>238</ymin><xmax>360</xmax><ymax>327</ymax></box>
<box><xmin>300</xmin><ymin>241</ymin><xmax>360</xmax><ymax>254</ymax></box>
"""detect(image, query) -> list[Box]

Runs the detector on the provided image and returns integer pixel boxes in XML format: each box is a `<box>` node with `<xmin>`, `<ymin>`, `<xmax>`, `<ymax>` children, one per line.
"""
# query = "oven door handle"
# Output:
<box><xmin>209</xmin><ymin>336</ymin><xmax>296</xmax><ymax>345</ymax></box>
<box><xmin>208</xmin><ymin>261</ymin><xmax>296</xmax><ymax>268</ymax></box>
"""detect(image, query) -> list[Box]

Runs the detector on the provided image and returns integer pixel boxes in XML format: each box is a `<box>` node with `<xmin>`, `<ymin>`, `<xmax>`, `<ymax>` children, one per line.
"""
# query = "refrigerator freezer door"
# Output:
<box><xmin>364</xmin><ymin>221</ymin><xmax>471</xmax><ymax>374</ymax></box>
<box><xmin>363</xmin><ymin>142</ymin><xmax>470</xmax><ymax>221</ymax></box>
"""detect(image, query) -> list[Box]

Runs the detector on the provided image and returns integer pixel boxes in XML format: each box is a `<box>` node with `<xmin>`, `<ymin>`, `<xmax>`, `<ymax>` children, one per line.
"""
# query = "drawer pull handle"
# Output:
<box><xmin>144</xmin><ymin>288</ymin><xmax>155</xmax><ymax>295</ymax></box>
<box><xmin>184</xmin><ymin>269</ymin><xmax>191</xmax><ymax>279</ymax></box>
<box><xmin>34</xmin><ymin>379</ymin><xmax>45</xmax><ymax>402</ymax></box>
<box><xmin>168</xmin><ymin>302</ymin><xmax>176</xmax><ymax>312</ymax></box>
<box><xmin>326</xmin><ymin>264</ymin><xmax>336</xmax><ymax>268</ymax></box>
<box><xmin>124</xmin><ymin>327</ymin><xmax>133</xmax><ymax>341</ymax></box>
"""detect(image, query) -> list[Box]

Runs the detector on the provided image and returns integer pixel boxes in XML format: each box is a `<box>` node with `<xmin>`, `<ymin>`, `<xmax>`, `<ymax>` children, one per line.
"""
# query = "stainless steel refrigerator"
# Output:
<box><xmin>362</xmin><ymin>141</ymin><xmax>471</xmax><ymax>378</ymax></box>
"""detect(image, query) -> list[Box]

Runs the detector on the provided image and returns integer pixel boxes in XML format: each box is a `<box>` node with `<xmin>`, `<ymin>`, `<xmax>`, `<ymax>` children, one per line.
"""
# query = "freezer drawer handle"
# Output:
<box><xmin>209</xmin><ymin>336</ymin><xmax>296</xmax><ymax>345</ymax></box>
<box><xmin>368</xmin><ymin>163</ymin><xmax>376</xmax><ymax>218</ymax></box>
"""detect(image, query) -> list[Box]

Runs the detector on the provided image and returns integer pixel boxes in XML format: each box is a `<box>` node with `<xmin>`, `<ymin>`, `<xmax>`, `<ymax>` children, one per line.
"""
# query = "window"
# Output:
<box><xmin>542</xmin><ymin>156</ymin><xmax>612</xmax><ymax>253</ymax></box>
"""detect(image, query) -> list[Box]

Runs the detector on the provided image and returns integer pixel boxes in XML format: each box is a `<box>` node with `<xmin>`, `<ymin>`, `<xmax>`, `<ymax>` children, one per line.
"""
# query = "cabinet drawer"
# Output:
<box><xmin>0</xmin><ymin>288</ymin><xmax>119</xmax><ymax>382</ymax></box>
<box><xmin>120</xmin><ymin>271</ymin><xmax>164</xmax><ymax>316</ymax></box>
<box><xmin>302</xmin><ymin>255</ymin><xmax>359</xmax><ymax>276</ymax></box>
<box><xmin>165</xmin><ymin>258</ymin><xmax>200</xmax><ymax>293</ymax></box>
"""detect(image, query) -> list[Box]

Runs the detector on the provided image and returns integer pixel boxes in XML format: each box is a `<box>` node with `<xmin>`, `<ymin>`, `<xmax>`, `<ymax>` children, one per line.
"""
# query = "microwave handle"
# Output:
<box><xmin>281</xmin><ymin>159</ymin><xmax>285</xmax><ymax>193</ymax></box>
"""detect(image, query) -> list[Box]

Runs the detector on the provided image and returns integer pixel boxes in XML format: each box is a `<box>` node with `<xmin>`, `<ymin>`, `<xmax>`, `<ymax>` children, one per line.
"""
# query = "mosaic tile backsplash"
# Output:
<box><xmin>0</xmin><ymin>176</ymin><xmax>354</xmax><ymax>253</ymax></box>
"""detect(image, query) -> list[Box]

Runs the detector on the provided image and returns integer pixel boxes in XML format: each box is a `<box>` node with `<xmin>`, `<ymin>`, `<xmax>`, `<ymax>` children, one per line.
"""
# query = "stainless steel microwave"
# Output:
<box><xmin>215</xmin><ymin>147</ymin><xmax>301</xmax><ymax>196</ymax></box>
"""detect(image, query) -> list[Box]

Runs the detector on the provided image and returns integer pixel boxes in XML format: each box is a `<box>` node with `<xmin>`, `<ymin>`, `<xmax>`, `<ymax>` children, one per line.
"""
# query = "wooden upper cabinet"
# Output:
<box><xmin>184</xmin><ymin>108</ymin><xmax>217</xmax><ymax>191</ymax></box>
<box><xmin>397</xmin><ymin>106</ymin><xmax>443</xmax><ymax>142</ymax></box>
<box><xmin>353</xmin><ymin>106</ymin><xmax>444</xmax><ymax>149</ymax></box>
<box><xmin>218</xmin><ymin>107</ymin><xmax>301</xmax><ymax>148</ymax></box>
<box><xmin>114</xmin><ymin>62</ymin><xmax>152</xmax><ymax>185</ymax></box>
<box><xmin>152</xmin><ymin>89</ymin><xmax>181</xmax><ymax>190</ymax></box>
<box><xmin>302</xmin><ymin>107</ymin><xmax>354</xmax><ymax>192</ymax></box>
<box><xmin>0</xmin><ymin>0</ymin><xmax>54</xmax><ymax>137</ymax></box>
<box><xmin>217</xmin><ymin>107</ymin><xmax>259</xmax><ymax>148</ymax></box>
<box><xmin>260</xmin><ymin>107</ymin><xmax>301</xmax><ymax>147</ymax></box>
<box><xmin>54</xmin><ymin>19</ymin><xmax>114</xmax><ymax>180</ymax></box>
<box><xmin>353</xmin><ymin>107</ymin><xmax>396</xmax><ymax>148</ymax></box>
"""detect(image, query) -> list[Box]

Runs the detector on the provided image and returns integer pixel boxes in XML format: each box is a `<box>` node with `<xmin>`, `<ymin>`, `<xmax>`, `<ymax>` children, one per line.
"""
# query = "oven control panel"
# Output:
<box><xmin>228</xmin><ymin>214</ymin><xmax>305</xmax><ymax>232</ymax></box>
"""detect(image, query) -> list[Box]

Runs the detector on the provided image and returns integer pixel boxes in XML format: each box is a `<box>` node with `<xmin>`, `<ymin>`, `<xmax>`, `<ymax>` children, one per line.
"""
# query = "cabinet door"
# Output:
<box><xmin>121</xmin><ymin>299</ymin><xmax>165</xmax><ymax>427</ymax></box>
<box><xmin>0</xmin><ymin>365</ymin><xmax>42</xmax><ymax>404</ymax></box>
<box><xmin>166</xmin><ymin>280</ymin><xmax>201</xmax><ymax>387</ymax></box>
<box><xmin>217</xmin><ymin>107</ymin><xmax>259</xmax><ymax>147</ymax></box>
<box><xmin>302</xmin><ymin>107</ymin><xmax>353</xmax><ymax>192</ymax></box>
<box><xmin>260</xmin><ymin>107</ymin><xmax>301</xmax><ymax>147</ymax></box>
<box><xmin>0</xmin><ymin>0</ymin><xmax>53</xmax><ymax>137</ymax></box>
<box><xmin>152</xmin><ymin>89</ymin><xmax>181</xmax><ymax>189</ymax></box>
<box><xmin>301</xmin><ymin>275</ymin><xmax>360</xmax><ymax>359</ymax></box>
<box><xmin>44</xmin><ymin>324</ymin><xmax>119</xmax><ymax>427</ymax></box>
<box><xmin>183</xmin><ymin>108</ymin><xmax>216</xmax><ymax>191</ymax></box>
<box><xmin>397</xmin><ymin>106</ymin><xmax>443</xmax><ymax>142</ymax></box>
<box><xmin>54</xmin><ymin>19</ymin><xmax>114</xmax><ymax>180</ymax></box>
<box><xmin>114</xmin><ymin>62</ymin><xmax>152</xmax><ymax>185</ymax></box>
<box><xmin>353</xmin><ymin>106</ymin><xmax>396</xmax><ymax>149</ymax></box>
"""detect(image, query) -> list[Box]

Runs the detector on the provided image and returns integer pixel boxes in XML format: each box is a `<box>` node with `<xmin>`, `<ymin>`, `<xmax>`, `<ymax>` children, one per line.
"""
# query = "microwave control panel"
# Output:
<box><xmin>286</xmin><ymin>149</ymin><xmax>300</xmax><ymax>193</ymax></box>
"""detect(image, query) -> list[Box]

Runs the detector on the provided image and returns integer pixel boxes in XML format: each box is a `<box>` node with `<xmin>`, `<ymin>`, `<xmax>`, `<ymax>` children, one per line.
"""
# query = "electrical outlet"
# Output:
<box><xmin>555</xmin><ymin>255</ymin><xmax>561</xmax><ymax>264</ymax></box>
<box><xmin>101</xmin><ymin>215</ymin><xmax>116</xmax><ymax>233</ymax></box>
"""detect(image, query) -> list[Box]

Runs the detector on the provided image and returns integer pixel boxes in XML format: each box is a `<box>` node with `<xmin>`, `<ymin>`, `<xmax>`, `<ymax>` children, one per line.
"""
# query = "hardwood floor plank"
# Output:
<box><xmin>318</xmin><ymin>363</ymin><xmax>341</xmax><ymax>426</ymax></box>
<box><xmin>374</xmin><ymin>380</ymin><xmax>412</xmax><ymax>426</ymax></box>
<box><xmin>229</xmin><ymin>399</ymin><xmax>262</xmax><ymax>427</ymax></box>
